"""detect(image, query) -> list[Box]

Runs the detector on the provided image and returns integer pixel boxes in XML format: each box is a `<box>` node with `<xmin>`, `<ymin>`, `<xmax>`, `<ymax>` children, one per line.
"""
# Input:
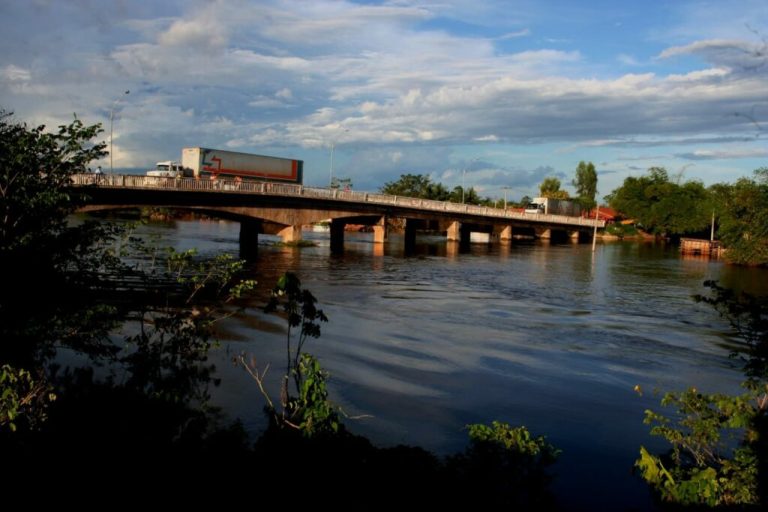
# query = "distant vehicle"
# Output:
<box><xmin>525</xmin><ymin>197</ymin><xmax>581</xmax><ymax>216</ymax></box>
<box><xmin>146</xmin><ymin>161</ymin><xmax>189</xmax><ymax>178</ymax></box>
<box><xmin>181</xmin><ymin>147</ymin><xmax>303</xmax><ymax>184</ymax></box>
<box><xmin>525</xmin><ymin>202</ymin><xmax>545</xmax><ymax>214</ymax></box>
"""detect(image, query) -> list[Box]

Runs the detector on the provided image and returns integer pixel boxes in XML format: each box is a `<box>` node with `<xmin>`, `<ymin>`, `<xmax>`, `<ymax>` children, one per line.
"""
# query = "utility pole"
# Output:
<box><xmin>329</xmin><ymin>129</ymin><xmax>349</xmax><ymax>188</ymax></box>
<box><xmin>109</xmin><ymin>90</ymin><xmax>130</xmax><ymax>175</ymax></box>
<box><xmin>501</xmin><ymin>186</ymin><xmax>511</xmax><ymax>210</ymax></box>
<box><xmin>591</xmin><ymin>205</ymin><xmax>600</xmax><ymax>252</ymax></box>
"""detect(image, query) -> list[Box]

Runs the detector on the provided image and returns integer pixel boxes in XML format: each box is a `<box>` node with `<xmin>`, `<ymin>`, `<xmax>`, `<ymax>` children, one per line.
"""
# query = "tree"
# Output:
<box><xmin>607</xmin><ymin>167</ymin><xmax>710</xmax><ymax>236</ymax></box>
<box><xmin>0</xmin><ymin>109</ymin><xmax>256</xmax><ymax>437</ymax></box>
<box><xmin>381</xmin><ymin>173</ymin><xmax>449</xmax><ymax>200</ymax></box>
<box><xmin>711</xmin><ymin>170</ymin><xmax>768</xmax><ymax>265</ymax></box>
<box><xmin>538</xmin><ymin>177</ymin><xmax>569</xmax><ymax>199</ymax></box>
<box><xmin>572</xmin><ymin>161</ymin><xmax>597</xmax><ymax>211</ymax></box>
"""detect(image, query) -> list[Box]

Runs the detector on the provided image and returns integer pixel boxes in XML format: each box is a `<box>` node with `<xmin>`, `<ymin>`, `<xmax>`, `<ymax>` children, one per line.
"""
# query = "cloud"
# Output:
<box><xmin>676</xmin><ymin>148</ymin><xmax>768</xmax><ymax>160</ymax></box>
<box><xmin>1</xmin><ymin>64</ymin><xmax>30</xmax><ymax>81</ymax></box>
<box><xmin>658</xmin><ymin>39</ymin><xmax>768</xmax><ymax>72</ymax></box>
<box><xmin>498</xmin><ymin>29</ymin><xmax>531</xmax><ymax>40</ymax></box>
<box><xmin>0</xmin><ymin>0</ymin><xmax>765</xmax><ymax>193</ymax></box>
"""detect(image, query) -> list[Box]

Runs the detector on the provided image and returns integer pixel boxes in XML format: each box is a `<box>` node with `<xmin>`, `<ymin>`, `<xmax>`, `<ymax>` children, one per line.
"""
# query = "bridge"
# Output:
<box><xmin>72</xmin><ymin>174</ymin><xmax>605</xmax><ymax>256</ymax></box>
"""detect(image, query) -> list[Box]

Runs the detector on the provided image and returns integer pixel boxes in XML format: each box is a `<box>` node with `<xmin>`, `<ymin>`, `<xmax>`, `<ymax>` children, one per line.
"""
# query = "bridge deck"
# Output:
<box><xmin>72</xmin><ymin>174</ymin><xmax>605</xmax><ymax>229</ymax></box>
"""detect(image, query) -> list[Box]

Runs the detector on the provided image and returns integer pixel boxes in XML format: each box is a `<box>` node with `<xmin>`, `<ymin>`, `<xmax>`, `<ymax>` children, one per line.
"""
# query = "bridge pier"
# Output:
<box><xmin>373</xmin><ymin>216</ymin><xmax>387</xmax><ymax>244</ymax></box>
<box><xmin>446</xmin><ymin>221</ymin><xmax>471</xmax><ymax>251</ymax></box>
<box><xmin>569</xmin><ymin>230</ymin><xmax>580</xmax><ymax>243</ymax></box>
<box><xmin>493</xmin><ymin>225</ymin><xmax>513</xmax><ymax>244</ymax></box>
<box><xmin>239</xmin><ymin>219</ymin><xmax>261</xmax><ymax>260</ymax></box>
<box><xmin>278</xmin><ymin>225</ymin><xmax>302</xmax><ymax>243</ymax></box>
<box><xmin>535</xmin><ymin>227</ymin><xmax>551</xmax><ymax>240</ymax></box>
<box><xmin>330</xmin><ymin>219</ymin><xmax>345</xmax><ymax>254</ymax></box>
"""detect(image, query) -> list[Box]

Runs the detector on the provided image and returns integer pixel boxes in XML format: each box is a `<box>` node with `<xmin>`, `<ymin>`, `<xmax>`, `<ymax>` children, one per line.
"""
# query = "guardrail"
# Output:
<box><xmin>71</xmin><ymin>174</ymin><xmax>605</xmax><ymax>228</ymax></box>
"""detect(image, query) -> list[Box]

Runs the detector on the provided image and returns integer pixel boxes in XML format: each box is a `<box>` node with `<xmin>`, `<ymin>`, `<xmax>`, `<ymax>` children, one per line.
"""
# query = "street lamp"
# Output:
<box><xmin>501</xmin><ymin>186</ymin><xmax>512</xmax><ymax>210</ymax></box>
<box><xmin>592</xmin><ymin>195</ymin><xmax>600</xmax><ymax>252</ymax></box>
<box><xmin>109</xmin><ymin>90</ymin><xmax>130</xmax><ymax>175</ymax></box>
<box><xmin>461</xmin><ymin>158</ymin><xmax>478</xmax><ymax>204</ymax></box>
<box><xmin>329</xmin><ymin>129</ymin><xmax>349</xmax><ymax>188</ymax></box>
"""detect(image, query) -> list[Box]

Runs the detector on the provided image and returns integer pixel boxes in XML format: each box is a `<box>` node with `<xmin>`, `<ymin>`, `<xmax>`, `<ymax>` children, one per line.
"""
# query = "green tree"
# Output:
<box><xmin>711</xmin><ymin>170</ymin><xmax>768</xmax><ymax>266</ymax></box>
<box><xmin>0</xmin><ymin>109</ymin><xmax>256</xmax><ymax>436</ymax></box>
<box><xmin>381</xmin><ymin>173</ymin><xmax>449</xmax><ymax>200</ymax></box>
<box><xmin>572</xmin><ymin>161</ymin><xmax>597</xmax><ymax>211</ymax></box>
<box><xmin>538</xmin><ymin>177</ymin><xmax>569</xmax><ymax>199</ymax></box>
<box><xmin>607</xmin><ymin>167</ymin><xmax>710</xmax><ymax>236</ymax></box>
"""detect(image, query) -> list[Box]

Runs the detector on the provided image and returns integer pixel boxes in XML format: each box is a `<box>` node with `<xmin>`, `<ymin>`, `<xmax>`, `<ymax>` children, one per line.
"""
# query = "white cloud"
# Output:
<box><xmin>498</xmin><ymin>29</ymin><xmax>531</xmax><ymax>39</ymax></box>
<box><xmin>676</xmin><ymin>148</ymin><xmax>768</xmax><ymax>160</ymax></box>
<box><xmin>1</xmin><ymin>64</ymin><xmax>31</xmax><ymax>82</ymax></box>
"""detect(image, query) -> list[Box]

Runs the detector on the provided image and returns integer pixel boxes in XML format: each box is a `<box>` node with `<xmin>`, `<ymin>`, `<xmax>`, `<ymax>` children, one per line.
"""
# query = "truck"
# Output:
<box><xmin>146</xmin><ymin>161</ymin><xmax>190</xmax><ymax>178</ymax></box>
<box><xmin>181</xmin><ymin>147</ymin><xmax>303</xmax><ymax>184</ymax></box>
<box><xmin>525</xmin><ymin>197</ymin><xmax>582</xmax><ymax>216</ymax></box>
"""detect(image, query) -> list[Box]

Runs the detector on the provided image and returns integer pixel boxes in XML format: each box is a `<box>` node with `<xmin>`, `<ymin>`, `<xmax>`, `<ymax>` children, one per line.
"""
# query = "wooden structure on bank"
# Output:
<box><xmin>680</xmin><ymin>238</ymin><xmax>723</xmax><ymax>258</ymax></box>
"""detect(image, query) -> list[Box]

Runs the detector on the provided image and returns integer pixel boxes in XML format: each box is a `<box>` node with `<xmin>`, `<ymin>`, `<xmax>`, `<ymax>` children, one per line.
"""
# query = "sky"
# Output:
<box><xmin>1</xmin><ymin>0</ymin><xmax>767</xmax><ymax>200</ymax></box>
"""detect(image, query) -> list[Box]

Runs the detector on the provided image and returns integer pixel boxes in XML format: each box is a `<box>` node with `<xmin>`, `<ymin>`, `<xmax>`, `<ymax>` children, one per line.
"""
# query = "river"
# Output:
<box><xmin>134</xmin><ymin>217</ymin><xmax>767</xmax><ymax>510</ymax></box>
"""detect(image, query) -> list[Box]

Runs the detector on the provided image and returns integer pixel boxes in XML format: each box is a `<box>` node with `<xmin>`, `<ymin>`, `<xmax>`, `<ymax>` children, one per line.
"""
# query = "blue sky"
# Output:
<box><xmin>1</xmin><ymin>0</ymin><xmax>766</xmax><ymax>200</ymax></box>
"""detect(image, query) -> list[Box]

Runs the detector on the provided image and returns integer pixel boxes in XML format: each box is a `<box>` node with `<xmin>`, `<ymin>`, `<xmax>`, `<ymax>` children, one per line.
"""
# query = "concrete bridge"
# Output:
<box><xmin>72</xmin><ymin>174</ymin><xmax>604</xmax><ymax>256</ymax></box>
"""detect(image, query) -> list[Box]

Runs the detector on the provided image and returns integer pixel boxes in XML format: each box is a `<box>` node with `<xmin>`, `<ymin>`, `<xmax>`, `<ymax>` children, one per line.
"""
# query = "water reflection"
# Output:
<box><xmin>128</xmin><ymin>218</ymin><xmax>757</xmax><ymax>511</ymax></box>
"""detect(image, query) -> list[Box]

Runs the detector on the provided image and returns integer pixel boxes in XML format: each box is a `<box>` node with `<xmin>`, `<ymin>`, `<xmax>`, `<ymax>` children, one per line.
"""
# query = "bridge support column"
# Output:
<box><xmin>493</xmin><ymin>225</ymin><xmax>512</xmax><ymax>244</ymax></box>
<box><xmin>330</xmin><ymin>219</ymin><xmax>345</xmax><ymax>254</ymax></box>
<box><xmin>373</xmin><ymin>216</ymin><xmax>387</xmax><ymax>244</ymax></box>
<box><xmin>447</xmin><ymin>221</ymin><xmax>471</xmax><ymax>251</ymax></box>
<box><xmin>278</xmin><ymin>225</ymin><xmax>302</xmax><ymax>243</ymax></box>
<box><xmin>239</xmin><ymin>219</ymin><xmax>261</xmax><ymax>260</ymax></box>
<box><xmin>569</xmin><ymin>230</ymin><xmax>580</xmax><ymax>243</ymax></box>
<box><xmin>446</xmin><ymin>221</ymin><xmax>461</xmax><ymax>242</ymax></box>
<box><xmin>535</xmin><ymin>227</ymin><xmax>551</xmax><ymax>240</ymax></box>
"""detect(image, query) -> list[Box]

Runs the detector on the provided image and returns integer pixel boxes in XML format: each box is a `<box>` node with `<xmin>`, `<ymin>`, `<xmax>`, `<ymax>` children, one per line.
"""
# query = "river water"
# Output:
<box><xmin>136</xmin><ymin>217</ymin><xmax>766</xmax><ymax>510</ymax></box>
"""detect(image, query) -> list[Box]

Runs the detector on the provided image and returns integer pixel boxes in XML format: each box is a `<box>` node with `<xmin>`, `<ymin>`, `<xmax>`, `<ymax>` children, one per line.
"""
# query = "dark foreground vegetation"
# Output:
<box><xmin>1</xmin><ymin>110</ymin><xmax>765</xmax><ymax>508</ymax></box>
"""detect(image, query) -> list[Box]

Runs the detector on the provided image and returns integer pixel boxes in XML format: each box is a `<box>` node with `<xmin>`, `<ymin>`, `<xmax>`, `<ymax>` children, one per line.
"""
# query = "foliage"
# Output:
<box><xmin>538</xmin><ymin>177</ymin><xmax>569</xmax><ymax>199</ymax></box>
<box><xmin>0</xmin><ymin>110</ymin><xmax>106</xmax><ymax>257</ymax></box>
<box><xmin>604</xmin><ymin>223</ymin><xmax>638</xmax><ymax>238</ymax></box>
<box><xmin>0</xmin><ymin>364</ymin><xmax>55</xmax><ymax>432</ymax></box>
<box><xmin>636</xmin><ymin>388</ymin><xmax>762</xmax><ymax>506</ymax></box>
<box><xmin>446</xmin><ymin>421</ymin><xmax>561</xmax><ymax>507</ymax></box>
<box><xmin>379</xmin><ymin>173</ymin><xmax>489</xmax><ymax>205</ymax></box>
<box><xmin>286</xmin><ymin>353</ymin><xmax>341</xmax><ymax>436</ymax></box>
<box><xmin>252</xmin><ymin>272</ymin><xmax>342</xmax><ymax>436</ymax></box>
<box><xmin>572</xmin><ymin>161</ymin><xmax>597</xmax><ymax>211</ymax></box>
<box><xmin>381</xmin><ymin>173</ymin><xmax>451</xmax><ymax>200</ymax></box>
<box><xmin>695</xmin><ymin>280</ymin><xmax>768</xmax><ymax>385</ymax></box>
<box><xmin>466</xmin><ymin>421</ymin><xmax>561</xmax><ymax>462</ymax></box>
<box><xmin>710</xmin><ymin>170</ymin><xmax>768</xmax><ymax>266</ymax></box>
<box><xmin>123</xmin><ymin>247</ymin><xmax>256</xmax><ymax>403</ymax></box>
<box><xmin>0</xmin><ymin>108</ymin><xmax>258</xmax><ymax>443</ymax></box>
<box><xmin>607</xmin><ymin>167</ymin><xmax>710</xmax><ymax>236</ymax></box>
<box><xmin>637</xmin><ymin>281</ymin><xmax>768</xmax><ymax>507</ymax></box>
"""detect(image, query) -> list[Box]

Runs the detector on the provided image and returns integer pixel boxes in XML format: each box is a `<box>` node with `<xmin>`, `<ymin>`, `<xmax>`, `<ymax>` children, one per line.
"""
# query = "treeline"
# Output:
<box><xmin>380</xmin><ymin>173</ymin><xmax>511</xmax><ymax>207</ymax></box>
<box><xmin>607</xmin><ymin>166</ymin><xmax>768</xmax><ymax>265</ymax></box>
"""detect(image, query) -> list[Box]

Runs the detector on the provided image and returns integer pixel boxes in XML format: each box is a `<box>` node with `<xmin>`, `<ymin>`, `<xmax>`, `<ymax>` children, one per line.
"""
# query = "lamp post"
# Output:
<box><xmin>501</xmin><ymin>186</ymin><xmax>511</xmax><ymax>210</ymax></box>
<box><xmin>109</xmin><ymin>90</ymin><xmax>130</xmax><ymax>175</ymax></box>
<box><xmin>592</xmin><ymin>202</ymin><xmax>600</xmax><ymax>252</ymax></box>
<box><xmin>461</xmin><ymin>158</ymin><xmax>479</xmax><ymax>204</ymax></box>
<box><xmin>329</xmin><ymin>129</ymin><xmax>349</xmax><ymax>188</ymax></box>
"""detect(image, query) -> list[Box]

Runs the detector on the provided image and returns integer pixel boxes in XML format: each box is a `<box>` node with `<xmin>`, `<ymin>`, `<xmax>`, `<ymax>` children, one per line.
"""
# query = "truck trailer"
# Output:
<box><xmin>181</xmin><ymin>147</ymin><xmax>303</xmax><ymax>184</ymax></box>
<box><xmin>525</xmin><ymin>197</ymin><xmax>582</xmax><ymax>216</ymax></box>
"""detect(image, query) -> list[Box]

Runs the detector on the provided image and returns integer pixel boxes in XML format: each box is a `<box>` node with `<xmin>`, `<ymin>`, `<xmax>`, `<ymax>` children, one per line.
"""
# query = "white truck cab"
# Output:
<box><xmin>147</xmin><ymin>161</ymin><xmax>187</xmax><ymax>177</ymax></box>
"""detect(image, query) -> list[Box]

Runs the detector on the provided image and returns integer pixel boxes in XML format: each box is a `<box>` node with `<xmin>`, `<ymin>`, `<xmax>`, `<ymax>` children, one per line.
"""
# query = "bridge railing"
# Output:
<box><xmin>71</xmin><ymin>174</ymin><xmax>605</xmax><ymax>228</ymax></box>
